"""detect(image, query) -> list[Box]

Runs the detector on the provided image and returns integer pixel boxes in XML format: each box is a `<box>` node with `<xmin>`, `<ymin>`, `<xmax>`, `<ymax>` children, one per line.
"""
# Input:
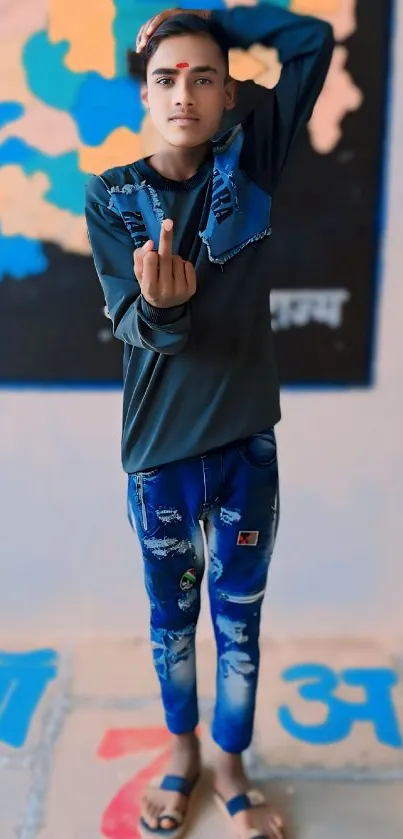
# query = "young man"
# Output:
<box><xmin>85</xmin><ymin>5</ymin><xmax>333</xmax><ymax>838</ymax></box>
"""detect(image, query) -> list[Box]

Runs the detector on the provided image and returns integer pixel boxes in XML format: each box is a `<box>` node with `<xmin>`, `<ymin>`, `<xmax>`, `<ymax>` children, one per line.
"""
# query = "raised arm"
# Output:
<box><xmin>211</xmin><ymin>3</ymin><xmax>335</xmax><ymax>188</ymax></box>
<box><xmin>85</xmin><ymin>175</ymin><xmax>191</xmax><ymax>355</ymax></box>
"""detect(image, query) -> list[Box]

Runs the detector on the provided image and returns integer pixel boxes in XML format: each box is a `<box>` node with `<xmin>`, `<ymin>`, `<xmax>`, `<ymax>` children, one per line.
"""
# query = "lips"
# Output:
<box><xmin>169</xmin><ymin>114</ymin><xmax>199</xmax><ymax>122</ymax></box>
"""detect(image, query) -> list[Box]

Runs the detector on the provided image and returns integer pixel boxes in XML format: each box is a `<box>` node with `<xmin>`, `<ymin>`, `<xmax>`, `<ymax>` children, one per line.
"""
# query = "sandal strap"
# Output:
<box><xmin>226</xmin><ymin>788</ymin><xmax>266</xmax><ymax>817</ymax></box>
<box><xmin>159</xmin><ymin>774</ymin><xmax>197</xmax><ymax>797</ymax></box>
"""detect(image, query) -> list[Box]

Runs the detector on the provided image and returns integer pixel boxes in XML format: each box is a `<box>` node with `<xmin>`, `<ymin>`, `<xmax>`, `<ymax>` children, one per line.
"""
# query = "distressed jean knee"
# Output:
<box><xmin>151</xmin><ymin>623</ymin><xmax>196</xmax><ymax>684</ymax></box>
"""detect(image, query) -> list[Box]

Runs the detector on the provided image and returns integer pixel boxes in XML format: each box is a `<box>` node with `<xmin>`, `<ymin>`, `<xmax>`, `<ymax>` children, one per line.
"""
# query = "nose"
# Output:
<box><xmin>173</xmin><ymin>76</ymin><xmax>194</xmax><ymax>109</ymax></box>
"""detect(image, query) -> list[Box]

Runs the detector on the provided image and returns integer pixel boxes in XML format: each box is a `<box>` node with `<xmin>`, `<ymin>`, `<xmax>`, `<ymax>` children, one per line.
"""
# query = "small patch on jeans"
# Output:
<box><xmin>237</xmin><ymin>531</ymin><xmax>259</xmax><ymax>546</ymax></box>
<box><xmin>180</xmin><ymin>568</ymin><xmax>196</xmax><ymax>591</ymax></box>
<box><xmin>220</xmin><ymin>507</ymin><xmax>241</xmax><ymax>526</ymax></box>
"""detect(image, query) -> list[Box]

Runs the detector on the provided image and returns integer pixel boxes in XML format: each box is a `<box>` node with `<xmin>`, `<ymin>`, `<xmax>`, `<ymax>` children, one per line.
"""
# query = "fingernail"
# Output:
<box><xmin>164</xmin><ymin>219</ymin><xmax>173</xmax><ymax>231</ymax></box>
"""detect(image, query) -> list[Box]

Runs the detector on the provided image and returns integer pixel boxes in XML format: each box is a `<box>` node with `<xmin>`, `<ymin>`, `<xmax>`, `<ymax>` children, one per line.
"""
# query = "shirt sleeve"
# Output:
<box><xmin>85</xmin><ymin>175</ymin><xmax>191</xmax><ymax>355</ymax></box>
<box><xmin>211</xmin><ymin>3</ymin><xmax>335</xmax><ymax>191</ymax></box>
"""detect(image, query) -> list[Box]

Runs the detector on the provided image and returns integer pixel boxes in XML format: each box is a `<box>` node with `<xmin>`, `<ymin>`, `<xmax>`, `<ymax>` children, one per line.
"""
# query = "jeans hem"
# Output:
<box><xmin>211</xmin><ymin>725</ymin><xmax>252</xmax><ymax>755</ymax></box>
<box><xmin>165</xmin><ymin>715</ymin><xmax>199</xmax><ymax>736</ymax></box>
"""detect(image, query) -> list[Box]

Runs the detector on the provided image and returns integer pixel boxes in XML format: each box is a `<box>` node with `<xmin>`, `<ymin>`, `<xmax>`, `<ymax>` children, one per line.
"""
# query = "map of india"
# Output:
<box><xmin>0</xmin><ymin>0</ymin><xmax>360</xmax><ymax>280</ymax></box>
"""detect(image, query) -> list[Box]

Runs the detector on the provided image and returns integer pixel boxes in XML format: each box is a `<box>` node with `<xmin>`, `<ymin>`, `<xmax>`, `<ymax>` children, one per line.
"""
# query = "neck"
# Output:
<box><xmin>148</xmin><ymin>143</ymin><xmax>210</xmax><ymax>182</ymax></box>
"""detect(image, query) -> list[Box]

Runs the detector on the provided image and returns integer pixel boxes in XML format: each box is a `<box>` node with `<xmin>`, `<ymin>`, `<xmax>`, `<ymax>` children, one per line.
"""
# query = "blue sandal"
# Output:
<box><xmin>139</xmin><ymin>774</ymin><xmax>199</xmax><ymax>838</ymax></box>
<box><xmin>215</xmin><ymin>788</ymin><xmax>284</xmax><ymax>839</ymax></box>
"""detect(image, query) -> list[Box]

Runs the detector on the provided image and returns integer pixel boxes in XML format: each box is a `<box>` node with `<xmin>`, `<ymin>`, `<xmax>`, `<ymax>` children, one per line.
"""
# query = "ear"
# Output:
<box><xmin>224</xmin><ymin>78</ymin><xmax>237</xmax><ymax>112</ymax></box>
<box><xmin>141</xmin><ymin>84</ymin><xmax>149</xmax><ymax>110</ymax></box>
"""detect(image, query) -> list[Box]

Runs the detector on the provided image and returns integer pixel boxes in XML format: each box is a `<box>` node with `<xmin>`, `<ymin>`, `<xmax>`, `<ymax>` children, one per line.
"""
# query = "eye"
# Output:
<box><xmin>195</xmin><ymin>78</ymin><xmax>212</xmax><ymax>85</ymax></box>
<box><xmin>156</xmin><ymin>78</ymin><xmax>174</xmax><ymax>86</ymax></box>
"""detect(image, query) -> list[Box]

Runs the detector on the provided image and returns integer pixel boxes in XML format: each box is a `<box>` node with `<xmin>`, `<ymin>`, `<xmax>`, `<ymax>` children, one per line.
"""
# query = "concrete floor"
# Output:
<box><xmin>188</xmin><ymin>777</ymin><xmax>403</xmax><ymax>839</ymax></box>
<box><xmin>1</xmin><ymin>638</ymin><xmax>402</xmax><ymax>838</ymax></box>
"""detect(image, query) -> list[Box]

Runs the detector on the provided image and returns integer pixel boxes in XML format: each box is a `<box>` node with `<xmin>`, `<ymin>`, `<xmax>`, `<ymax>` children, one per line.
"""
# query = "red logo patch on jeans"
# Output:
<box><xmin>237</xmin><ymin>531</ymin><xmax>259</xmax><ymax>546</ymax></box>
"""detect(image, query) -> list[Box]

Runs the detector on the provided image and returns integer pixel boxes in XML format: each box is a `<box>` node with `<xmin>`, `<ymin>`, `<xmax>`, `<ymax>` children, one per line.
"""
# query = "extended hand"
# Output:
<box><xmin>134</xmin><ymin>220</ymin><xmax>197</xmax><ymax>309</ymax></box>
<box><xmin>136</xmin><ymin>8</ymin><xmax>210</xmax><ymax>53</ymax></box>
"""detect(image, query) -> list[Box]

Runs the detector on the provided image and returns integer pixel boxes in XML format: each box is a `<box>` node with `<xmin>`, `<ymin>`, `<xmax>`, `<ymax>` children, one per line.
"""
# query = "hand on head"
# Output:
<box><xmin>136</xmin><ymin>8</ymin><xmax>209</xmax><ymax>53</ymax></box>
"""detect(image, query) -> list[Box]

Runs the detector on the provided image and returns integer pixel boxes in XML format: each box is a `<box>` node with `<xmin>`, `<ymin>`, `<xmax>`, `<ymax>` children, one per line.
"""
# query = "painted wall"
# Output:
<box><xmin>1</xmin><ymin>0</ymin><xmax>402</xmax><ymax>642</ymax></box>
<box><xmin>1</xmin><ymin>0</ymin><xmax>386</xmax><ymax>388</ymax></box>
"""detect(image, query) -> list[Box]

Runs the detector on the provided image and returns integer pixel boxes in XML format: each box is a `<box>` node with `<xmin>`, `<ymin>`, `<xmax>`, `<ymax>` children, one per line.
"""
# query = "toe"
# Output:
<box><xmin>160</xmin><ymin>816</ymin><xmax>178</xmax><ymax>830</ymax></box>
<box><xmin>141</xmin><ymin>801</ymin><xmax>159</xmax><ymax>830</ymax></box>
<box><xmin>159</xmin><ymin>807</ymin><xmax>183</xmax><ymax>831</ymax></box>
<box><xmin>268</xmin><ymin>813</ymin><xmax>285</xmax><ymax>839</ymax></box>
<box><xmin>150</xmin><ymin>803</ymin><xmax>160</xmax><ymax>820</ymax></box>
<box><xmin>143</xmin><ymin>815</ymin><xmax>159</xmax><ymax>829</ymax></box>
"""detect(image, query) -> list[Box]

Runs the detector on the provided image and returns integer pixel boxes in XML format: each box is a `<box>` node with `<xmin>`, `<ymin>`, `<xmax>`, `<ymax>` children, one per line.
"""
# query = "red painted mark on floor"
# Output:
<box><xmin>101</xmin><ymin>742</ymin><xmax>171</xmax><ymax>839</ymax></box>
<box><xmin>100</xmin><ymin>725</ymin><xmax>202</xmax><ymax>838</ymax></box>
<box><xmin>98</xmin><ymin>726</ymin><xmax>172</xmax><ymax>760</ymax></box>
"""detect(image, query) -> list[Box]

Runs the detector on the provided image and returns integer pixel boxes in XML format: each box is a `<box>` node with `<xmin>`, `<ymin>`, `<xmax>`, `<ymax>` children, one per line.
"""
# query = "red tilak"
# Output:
<box><xmin>176</xmin><ymin>62</ymin><xmax>189</xmax><ymax>68</ymax></box>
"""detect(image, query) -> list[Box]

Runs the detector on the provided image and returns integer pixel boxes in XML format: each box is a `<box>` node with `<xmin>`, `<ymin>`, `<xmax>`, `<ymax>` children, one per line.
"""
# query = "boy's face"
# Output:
<box><xmin>142</xmin><ymin>34</ymin><xmax>236</xmax><ymax>149</ymax></box>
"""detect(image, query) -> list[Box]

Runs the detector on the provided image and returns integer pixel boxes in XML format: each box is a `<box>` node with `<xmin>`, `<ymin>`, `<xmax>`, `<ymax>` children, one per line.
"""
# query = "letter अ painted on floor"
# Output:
<box><xmin>278</xmin><ymin>664</ymin><xmax>403</xmax><ymax>748</ymax></box>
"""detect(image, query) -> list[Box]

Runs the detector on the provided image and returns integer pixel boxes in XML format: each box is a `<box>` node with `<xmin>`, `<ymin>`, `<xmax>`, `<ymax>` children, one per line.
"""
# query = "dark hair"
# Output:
<box><xmin>127</xmin><ymin>13</ymin><xmax>229</xmax><ymax>81</ymax></box>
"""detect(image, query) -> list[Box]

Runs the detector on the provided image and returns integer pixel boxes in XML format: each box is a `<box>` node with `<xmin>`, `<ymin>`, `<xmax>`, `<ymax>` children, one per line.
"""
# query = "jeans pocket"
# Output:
<box><xmin>127</xmin><ymin>473</ymin><xmax>150</xmax><ymax>532</ymax></box>
<box><xmin>132</xmin><ymin>467</ymin><xmax>161</xmax><ymax>479</ymax></box>
<box><xmin>238</xmin><ymin>428</ymin><xmax>277</xmax><ymax>469</ymax></box>
<box><xmin>128</xmin><ymin>465</ymin><xmax>166</xmax><ymax>535</ymax></box>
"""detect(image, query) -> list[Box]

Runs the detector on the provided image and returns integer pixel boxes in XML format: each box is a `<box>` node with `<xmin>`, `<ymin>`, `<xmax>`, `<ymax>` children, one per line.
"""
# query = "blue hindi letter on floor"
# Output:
<box><xmin>278</xmin><ymin>663</ymin><xmax>403</xmax><ymax>749</ymax></box>
<box><xmin>0</xmin><ymin>649</ymin><xmax>59</xmax><ymax>749</ymax></box>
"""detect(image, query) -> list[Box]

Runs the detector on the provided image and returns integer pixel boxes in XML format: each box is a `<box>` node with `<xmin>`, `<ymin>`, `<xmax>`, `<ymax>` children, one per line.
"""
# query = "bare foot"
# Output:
<box><xmin>141</xmin><ymin>732</ymin><xmax>200</xmax><ymax>832</ymax></box>
<box><xmin>213</xmin><ymin>749</ymin><xmax>284</xmax><ymax>839</ymax></box>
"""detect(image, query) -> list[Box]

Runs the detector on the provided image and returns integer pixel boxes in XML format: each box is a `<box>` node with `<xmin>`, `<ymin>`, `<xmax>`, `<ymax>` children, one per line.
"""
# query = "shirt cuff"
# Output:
<box><xmin>140</xmin><ymin>297</ymin><xmax>187</xmax><ymax>325</ymax></box>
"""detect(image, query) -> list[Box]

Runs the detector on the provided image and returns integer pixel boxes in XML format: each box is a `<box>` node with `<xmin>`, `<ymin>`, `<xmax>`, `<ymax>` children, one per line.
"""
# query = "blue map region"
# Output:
<box><xmin>23</xmin><ymin>32</ymin><xmax>86</xmax><ymax>111</ymax></box>
<box><xmin>23</xmin><ymin>29</ymin><xmax>144</xmax><ymax>146</ymax></box>
<box><xmin>113</xmin><ymin>1</ymin><xmax>174</xmax><ymax>76</ymax></box>
<box><xmin>0</xmin><ymin>137</ymin><xmax>87</xmax><ymax>215</ymax></box>
<box><xmin>182</xmin><ymin>0</ymin><xmax>227</xmax><ymax>8</ymax></box>
<box><xmin>113</xmin><ymin>0</ymin><xmax>227</xmax><ymax>75</ymax></box>
<box><xmin>261</xmin><ymin>0</ymin><xmax>291</xmax><ymax>6</ymax></box>
<box><xmin>0</xmin><ymin>137</ymin><xmax>33</xmax><ymax>167</ymax></box>
<box><xmin>0</xmin><ymin>102</ymin><xmax>25</xmax><ymax>130</ymax></box>
<box><xmin>0</xmin><ymin>226</ymin><xmax>47</xmax><ymax>282</ymax></box>
<box><xmin>71</xmin><ymin>74</ymin><xmax>143</xmax><ymax>145</ymax></box>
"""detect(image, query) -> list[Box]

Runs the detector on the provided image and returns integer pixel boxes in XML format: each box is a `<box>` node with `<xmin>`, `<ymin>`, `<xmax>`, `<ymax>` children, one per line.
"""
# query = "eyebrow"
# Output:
<box><xmin>151</xmin><ymin>65</ymin><xmax>218</xmax><ymax>76</ymax></box>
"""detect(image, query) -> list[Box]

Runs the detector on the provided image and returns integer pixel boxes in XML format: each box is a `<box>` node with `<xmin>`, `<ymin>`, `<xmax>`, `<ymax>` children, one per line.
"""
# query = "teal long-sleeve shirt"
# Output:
<box><xmin>85</xmin><ymin>4</ymin><xmax>334</xmax><ymax>473</ymax></box>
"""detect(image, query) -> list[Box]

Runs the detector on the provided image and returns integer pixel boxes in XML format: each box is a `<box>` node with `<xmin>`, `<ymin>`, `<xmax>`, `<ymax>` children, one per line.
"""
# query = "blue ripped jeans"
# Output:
<box><xmin>127</xmin><ymin>430</ymin><xmax>279</xmax><ymax>754</ymax></box>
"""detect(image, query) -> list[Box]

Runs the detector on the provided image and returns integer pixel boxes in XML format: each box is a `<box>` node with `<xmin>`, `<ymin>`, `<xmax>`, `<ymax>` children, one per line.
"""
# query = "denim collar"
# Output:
<box><xmin>106</xmin><ymin>124</ymin><xmax>271</xmax><ymax>265</ymax></box>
